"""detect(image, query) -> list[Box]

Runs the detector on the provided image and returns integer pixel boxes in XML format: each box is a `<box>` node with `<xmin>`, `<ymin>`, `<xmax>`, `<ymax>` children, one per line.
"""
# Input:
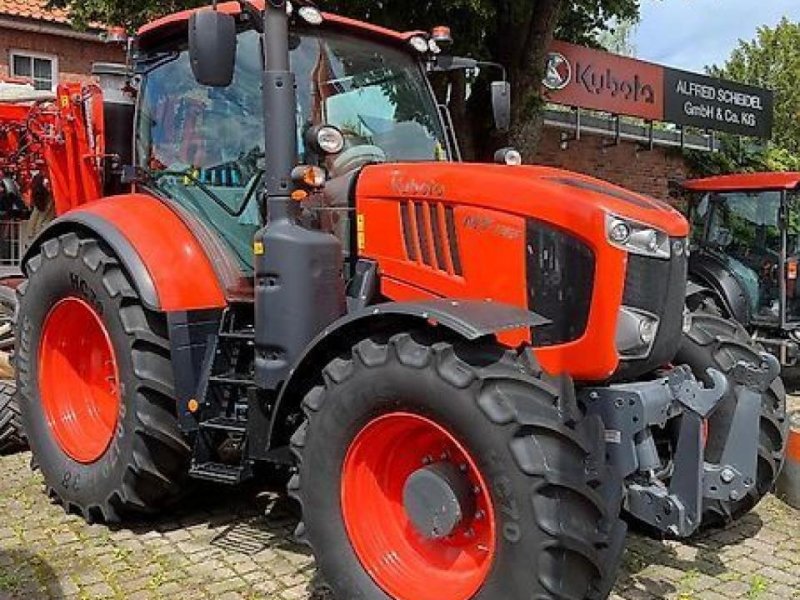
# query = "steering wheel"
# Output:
<box><xmin>331</xmin><ymin>145</ymin><xmax>387</xmax><ymax>178</ymax></box>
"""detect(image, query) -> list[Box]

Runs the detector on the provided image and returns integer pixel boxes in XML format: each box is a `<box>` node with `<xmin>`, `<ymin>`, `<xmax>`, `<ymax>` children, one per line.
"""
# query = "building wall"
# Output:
<box><xmin>532</xmin><ymin>126</ymin><xmax>691</xmax><ymax>201</ymax></box>
<box><xmin>0</xmin><ymin>26</ymin><xmax>125</xmax><ymax>85</ymax></box>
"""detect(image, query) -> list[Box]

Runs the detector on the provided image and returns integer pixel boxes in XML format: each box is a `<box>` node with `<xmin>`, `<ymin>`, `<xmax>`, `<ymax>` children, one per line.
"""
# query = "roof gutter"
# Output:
<box><xmin>0</xmin><ymin>16</ymin><xmax>105</xmax><ymax>42</ymax></box>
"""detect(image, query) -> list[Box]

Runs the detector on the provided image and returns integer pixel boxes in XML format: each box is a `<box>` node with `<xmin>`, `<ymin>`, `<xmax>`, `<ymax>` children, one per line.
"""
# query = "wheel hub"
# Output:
<box><xmin>403</xmin><ymin>462</ymin><xmax>475</xmax><ymax>539</ymax></box>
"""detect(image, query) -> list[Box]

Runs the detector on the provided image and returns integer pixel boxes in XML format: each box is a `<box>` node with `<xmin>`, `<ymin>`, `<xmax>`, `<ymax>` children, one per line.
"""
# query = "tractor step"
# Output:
<box><xmin>200</xmin><ymin>417</ymin><xmax>247</xmax><ymax>435</ymax></box>
<box><xmin>189</xmin><ymin>461</ymin><xmax>251</xmax><ymax>485</ymax></box>
<box><xmin>218</xmin><ymin>331</ymin><xmax>255</xmax><ymax>341</ymax></box>
<box><xmin>209</xmin><ymin>375</ymin><xmax>254</xmax><ymax>387</ymax></box>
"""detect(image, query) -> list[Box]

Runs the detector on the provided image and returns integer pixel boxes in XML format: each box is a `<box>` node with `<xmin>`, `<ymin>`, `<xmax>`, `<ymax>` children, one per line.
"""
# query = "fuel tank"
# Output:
<box><xmin>353</xmin><ymin>162</ymin><xmax>689</xmax><ymax>382</ymax></box>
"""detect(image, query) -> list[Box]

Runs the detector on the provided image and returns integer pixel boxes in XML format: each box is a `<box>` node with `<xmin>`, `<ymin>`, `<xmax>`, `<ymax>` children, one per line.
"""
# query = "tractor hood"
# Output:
<box><xmin>356</xmin><ymin>162</ymin><xmax>689</xmax><ymax>241</ymax></box>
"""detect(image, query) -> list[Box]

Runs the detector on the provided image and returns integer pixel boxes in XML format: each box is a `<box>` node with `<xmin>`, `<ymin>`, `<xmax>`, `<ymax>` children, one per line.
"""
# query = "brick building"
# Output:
<box><xmin>0</xmin><ymin>0</ymin><xmax>124</xmax><ymax>90</ymax></box>
<box><xmin>532</xmin><ymin>111</ymin><xmax>702</xmax><ymax>200</ymax></box>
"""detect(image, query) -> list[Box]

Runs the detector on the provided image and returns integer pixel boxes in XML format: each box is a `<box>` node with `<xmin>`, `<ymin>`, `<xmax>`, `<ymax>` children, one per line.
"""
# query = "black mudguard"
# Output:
<box><xmin>688</xmin><ymin>250</ymin><xmax>752</xmax><ymax>325</ymax></box>
<box><xmin>264</xmin><ymin>300</ymin><xmax>550</xmax><ymax>452</ymax></box>
<box><xmin>21</xmin><ymin>213</ymin><xmax>159</xmax><ymax>310</ymax></box>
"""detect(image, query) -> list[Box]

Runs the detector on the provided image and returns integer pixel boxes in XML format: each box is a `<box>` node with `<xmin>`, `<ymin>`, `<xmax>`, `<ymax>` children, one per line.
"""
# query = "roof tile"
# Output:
<box><xmin>0</xmin><ymin>0</ymin><xmax>71</xmax><ymax>25</ymax></box>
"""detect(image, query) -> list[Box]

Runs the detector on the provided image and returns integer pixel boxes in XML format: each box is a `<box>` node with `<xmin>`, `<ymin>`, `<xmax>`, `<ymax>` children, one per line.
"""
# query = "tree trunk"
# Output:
<box><xmin>509</xmin><ymin>0</ymin><xmax>564</xmax><ymax>159</ymax></box>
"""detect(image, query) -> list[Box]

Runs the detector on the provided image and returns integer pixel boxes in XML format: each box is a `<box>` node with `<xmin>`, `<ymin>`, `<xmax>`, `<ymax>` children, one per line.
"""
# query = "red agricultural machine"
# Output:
<box><xmin>11</xmin><ymin>2</ymin><xmax>790</xmax><ymax>598</ymax></box>
<box><xmin>0</xmin><ymin>76</ymin><xmax>113</xmax><ymax>452</ymax></box>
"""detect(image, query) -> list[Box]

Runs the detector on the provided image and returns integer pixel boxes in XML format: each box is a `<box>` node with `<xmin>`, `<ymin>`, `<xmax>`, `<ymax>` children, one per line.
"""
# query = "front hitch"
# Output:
<box><xmin>582</xmin><ymin>366</ymin><xmax>728</xmax><ymax>537</ymax></box>
<box><xmin>583</xmin><ymin>353</ymin><xmax>779</xmax><ymax>537</ymax></box>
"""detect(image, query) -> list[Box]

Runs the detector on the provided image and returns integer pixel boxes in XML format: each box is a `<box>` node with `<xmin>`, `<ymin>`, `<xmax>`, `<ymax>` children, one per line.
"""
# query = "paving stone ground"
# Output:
<box><xmin>0</xmin><ymin>396</ymin><xmax>798</xmax><ymax>600</ymax></box>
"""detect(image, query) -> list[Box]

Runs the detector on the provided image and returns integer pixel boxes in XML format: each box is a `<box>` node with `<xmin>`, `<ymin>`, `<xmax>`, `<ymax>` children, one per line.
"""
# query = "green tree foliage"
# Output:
<box><xmin>51</xmin><ymin>0</ymin><xmax>639</xmax><ymax>158</ymax></box>
<box><xmin>688</xmin><ymin>18</ymin><xmax>800</xmax><ymax>175</ymax></box>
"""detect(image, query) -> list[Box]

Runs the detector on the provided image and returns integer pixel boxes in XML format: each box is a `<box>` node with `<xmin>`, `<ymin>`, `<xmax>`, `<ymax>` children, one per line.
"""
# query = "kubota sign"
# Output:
<box><xmin>543</xmin><ymin>40</ymin><xmax>774</xmax><ymax>139</ymax></box>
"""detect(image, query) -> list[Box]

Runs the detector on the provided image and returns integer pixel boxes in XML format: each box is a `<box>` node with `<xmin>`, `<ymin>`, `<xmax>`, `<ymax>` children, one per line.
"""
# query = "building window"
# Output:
<box><xmin>9</xmin><ymin>52</ymin><xmax>57</xmax><ymax>91</ymax></box>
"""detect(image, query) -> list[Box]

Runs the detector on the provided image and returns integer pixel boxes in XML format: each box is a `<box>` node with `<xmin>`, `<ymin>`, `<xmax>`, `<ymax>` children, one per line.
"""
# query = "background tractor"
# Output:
<box><xmin>684</xmin><ymin>173</ymin><xmax>800</xmax><ymax>370</ymax></box>
<box><xmin>12</xmin><ymin>2</ymin><xmax>789</xmax><ymax>599</ymax></box>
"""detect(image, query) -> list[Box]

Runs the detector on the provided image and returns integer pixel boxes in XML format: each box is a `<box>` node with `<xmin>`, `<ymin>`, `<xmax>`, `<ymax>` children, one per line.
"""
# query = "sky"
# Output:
<box><xmin>633</xmin><ymin>0</ymin><xmax>800</xmax><ymax>73</ymax></box>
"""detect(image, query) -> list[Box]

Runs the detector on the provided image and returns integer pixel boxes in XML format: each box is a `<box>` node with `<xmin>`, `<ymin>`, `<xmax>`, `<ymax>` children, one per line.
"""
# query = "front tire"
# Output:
<box><xmin>290</xmin><ymin>332</ymin><xmax>626</xmax><ymax>600</ymax></box>
<box><xmin>676</xmin><ymin>313</ymin><xmax>788</xmax><ymax>528</ymax></box>
<box><xmin>16</xmin><ymin>233</ymin><xmax>190</xmax><ymax>522</ymax></box>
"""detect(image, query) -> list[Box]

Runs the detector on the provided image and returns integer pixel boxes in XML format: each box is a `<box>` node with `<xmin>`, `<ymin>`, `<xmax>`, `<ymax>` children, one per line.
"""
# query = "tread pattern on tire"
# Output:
<box><xmin>680</xmin><ymin>313</ymin><xmax>788</xmax><ymax>528</ymax></box>
<box><xmin>0</xmin><ymin>380</ymin><xmax>25</xmax><ymax>454</ymax></box>
<box><xmin>17</xmin><ymin>232</ymin><xmax>190</xmax><ymax>523</ymax></box>
<box><xmin>289</xmin><ymin>333</ymin><xmax>626</xmax><ymax>600</ymax></box>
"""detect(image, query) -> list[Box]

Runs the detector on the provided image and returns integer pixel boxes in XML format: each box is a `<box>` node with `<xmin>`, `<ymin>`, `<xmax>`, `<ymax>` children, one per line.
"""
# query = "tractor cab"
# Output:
<box><xmin>134</xmin><ymin>9</ymin><xmax>456</xmax><ymax>274</ymax></box>
<box><xmin>683</xmin><ymin>172</ymin><xmax>800</xmax><ymax>364</ymax></box>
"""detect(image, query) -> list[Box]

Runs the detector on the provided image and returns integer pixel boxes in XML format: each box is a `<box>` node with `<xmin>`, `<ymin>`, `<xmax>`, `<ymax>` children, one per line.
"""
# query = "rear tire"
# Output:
<box><xmin>289</xmin><ymin>332</ymin><xmax>626</xmax><ymax>600</ymax></box>
<box><xmin>676</xmin><ymin>313</ymin><xmax>788</xmax><ymax>529</ymax></box>
<box><xmin>16</xmin><ymin>232</ymin><xmax>190</xmax><ymax>522</ymax></box>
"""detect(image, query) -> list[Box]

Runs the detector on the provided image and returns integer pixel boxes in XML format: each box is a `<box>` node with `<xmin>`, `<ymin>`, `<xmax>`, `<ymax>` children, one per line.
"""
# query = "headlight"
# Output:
<box><xmin>616</xmin><ymin>306</ymin><xmax>660</xmax><ymax>359</ymax></box>
<box><xmin>298</xmin><ymin>6</ymin><xmax>324</xmax><ymax>25</ymax></box>
<box><xmin>409</xmin><ymin>35</ymin><xmax>430</xmax><ymax>54</ymax></box>
<box><xmin>606</xmin><ymin>214</ymin><xmax>671</xmax><ymax>260</ymax></box>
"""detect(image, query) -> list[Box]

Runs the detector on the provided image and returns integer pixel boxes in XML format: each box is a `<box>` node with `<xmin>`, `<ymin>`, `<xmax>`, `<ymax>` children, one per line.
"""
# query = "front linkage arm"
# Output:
<box><xmin>703</xmin><ymin>354</ymin><xmax>780</xmax><ymax>503</ymax></box>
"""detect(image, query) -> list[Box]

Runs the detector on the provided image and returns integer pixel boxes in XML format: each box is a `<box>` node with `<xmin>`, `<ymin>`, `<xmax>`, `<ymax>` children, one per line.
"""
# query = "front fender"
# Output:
<box><xmin>264</xmin><ymin>299</ymin><xmax>548</xmax><ymax>452</ymax></box>
<box><xmin>23</xmin><ymin>194</ymin><xmax>226</xmax><ymax>312</ymax></box>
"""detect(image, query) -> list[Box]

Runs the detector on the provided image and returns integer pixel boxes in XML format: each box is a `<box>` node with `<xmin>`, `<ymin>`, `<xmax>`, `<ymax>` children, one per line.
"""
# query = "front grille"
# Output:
<box><xmin>615</xmin><ymin>245</ymin><xmax>688</xmax><ymax>380</ymax></box>
<box><xmin>527</xmin><ymin>220</ymin><xmax>596</xmax><ymax>346</ymax></box>
<box><xmin>400</xmin><ymin>201</ymin><xmax>463</xmax><ymax>276</ymax></box>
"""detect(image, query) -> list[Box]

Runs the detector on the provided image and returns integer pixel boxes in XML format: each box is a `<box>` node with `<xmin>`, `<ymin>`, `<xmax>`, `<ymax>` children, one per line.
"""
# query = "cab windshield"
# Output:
<box><xmin>135</xmin><ymin>28</ymin><xmax>448</xmax><ymax>271</ymax></box>
<box><xmin>698</xmin><ymin>190</ymin><xmax>791</xmax><ymax>322</ymax></box>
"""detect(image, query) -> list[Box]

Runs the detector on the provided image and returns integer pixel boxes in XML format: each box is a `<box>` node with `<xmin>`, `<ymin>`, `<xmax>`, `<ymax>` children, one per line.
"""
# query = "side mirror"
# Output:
<box><xmin>491</xmin><ymin>81</ymin><xmax>511</xmax><ymax>132</ymax></box>
<box><xmin>189</xmin><ymin>9</ymin><xmax>237</xmax><ymax>87</ymax></box>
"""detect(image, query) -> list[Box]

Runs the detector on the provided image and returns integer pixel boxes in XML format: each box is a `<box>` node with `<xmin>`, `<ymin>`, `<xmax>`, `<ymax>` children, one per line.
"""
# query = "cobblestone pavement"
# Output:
<box><xmin>0</xmin><ymin>447</ymin><xmax>798</xmax><ymax>600</ymax></box>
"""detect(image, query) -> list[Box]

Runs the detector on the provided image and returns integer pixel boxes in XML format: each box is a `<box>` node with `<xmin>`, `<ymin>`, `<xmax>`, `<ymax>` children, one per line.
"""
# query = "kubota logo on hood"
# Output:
<box><xmin>390</xmin><ymin>173</ymin><xmax>446</xmax><ymax>198</ymax></box>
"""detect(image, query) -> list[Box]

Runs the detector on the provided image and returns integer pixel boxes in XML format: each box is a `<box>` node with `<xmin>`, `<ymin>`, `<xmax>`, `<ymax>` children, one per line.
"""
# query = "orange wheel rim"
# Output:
<box><xmin>341</xmin><ymin>412</ymin><xmax>496</xmax><ymax>600</ymax></box>
<box><xmin>38</xmin><ymin>297</ymin><xmax>120</xmax><ymax>464</ymax></box>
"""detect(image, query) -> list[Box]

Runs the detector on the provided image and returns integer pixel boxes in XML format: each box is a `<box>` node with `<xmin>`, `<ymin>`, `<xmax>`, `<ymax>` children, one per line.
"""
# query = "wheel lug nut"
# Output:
<box><xmin>475</xmin><ymin>510</ymin><xmax>485</xmax><ymax>520</ymax></box>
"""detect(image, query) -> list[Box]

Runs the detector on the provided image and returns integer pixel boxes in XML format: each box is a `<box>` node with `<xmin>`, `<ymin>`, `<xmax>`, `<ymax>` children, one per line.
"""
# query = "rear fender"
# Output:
<box><xmin>22</xmin><ymin>194</ymin><xmax>227</xmax><ymax>312</ymax></box>
<box><xmin>265</xmin><ymin>300</ymin><xmax>548</xmax><ymax>452</ymax></box>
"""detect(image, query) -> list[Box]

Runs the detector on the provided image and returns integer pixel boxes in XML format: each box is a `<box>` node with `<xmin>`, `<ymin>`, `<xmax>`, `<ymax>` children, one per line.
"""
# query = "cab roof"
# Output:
<box><xmin>683</xmin><ymin>172</ymin><xmax>800</xmax><ymax>193</ymax></box>
<box><xmin>138</xmin><ymin>1</ymin><xmax>419</xmax><ymax>49</ymax></box>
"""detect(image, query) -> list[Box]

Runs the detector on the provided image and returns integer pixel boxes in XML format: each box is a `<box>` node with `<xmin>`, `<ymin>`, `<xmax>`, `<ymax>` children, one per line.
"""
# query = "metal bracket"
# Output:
<box><xmin>636</xmin><ymin>120</ymin><xmax>655</xmax><ymax>152</ymax></box>
<box><xmin>559</xmin><ymin>107</ymin><xmax>582</xmax><ymax>148</ymax></box>
<box><xmin>668</xmin><ymin>367</ymin><xmax>729</xmax><ymax>417</ymax></box>
<box><xmin>730</xmin><ymin>353</ymin><xmax>780</xmax><ymax>392</ymax></box>
<box><xmin>602</xmin><ymin>114</ymin><xmax>622</xmax><ymax>149</ymax></box>
<box><xmin>701</xmin><ymin>357</ymin><xmax>774</xmax><ymax>502</ymax></box>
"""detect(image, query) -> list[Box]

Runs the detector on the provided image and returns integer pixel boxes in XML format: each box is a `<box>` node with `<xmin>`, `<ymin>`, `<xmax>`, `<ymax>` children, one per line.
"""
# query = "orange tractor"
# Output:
<box><xmin>14</xmin><ymin>2</ymin><xmax>789</xmax><ymax>598</ymax></box>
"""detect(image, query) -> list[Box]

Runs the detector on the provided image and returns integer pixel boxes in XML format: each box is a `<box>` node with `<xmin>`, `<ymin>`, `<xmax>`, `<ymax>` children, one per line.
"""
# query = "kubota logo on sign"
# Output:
<box><xmin>543</xmin><ymin>52</ymin><xmax>571</xmax><ymax>91</ymax></box>
<box><xmin>574</xmin><ymin>63</ymin><xmax>656</xmax><ymax>105</ymax></box>
<box><xmin>542</xmin><ymin>40</ymin><xmax>665</xmax><ymax>122</ymax></box>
